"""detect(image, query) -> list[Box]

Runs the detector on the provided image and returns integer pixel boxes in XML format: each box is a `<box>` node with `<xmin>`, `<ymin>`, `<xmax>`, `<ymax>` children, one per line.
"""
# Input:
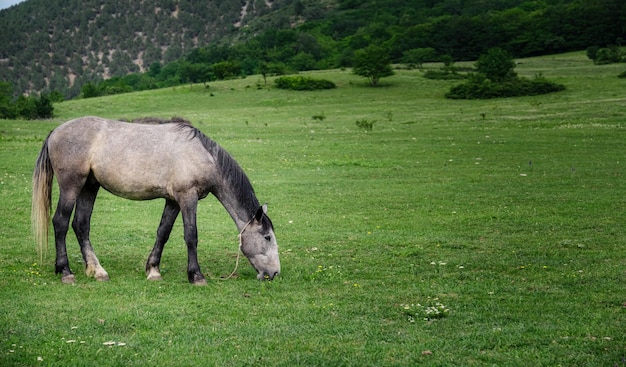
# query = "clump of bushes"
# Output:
<box><xmin>0</xmin><ymin>82</ymin><xmax>55</xmax><ymax>119</ymax></box>
<box><xmin>445</xmin><ymin>48</ymin><xmax>565</xmax><ymax>100</ymax></box>
<box><xmin>274</xmin><ymin>76</ymin><xmax>336</xmax><ymax>91</ymax></box>
<box><xmin>587</xmin><ymin>45</ymin><xmax>625</xmax><ymax>65</ymax></box>
<box><xmin>446</xmin><ymin>74</ymin><xmax>565</xmax><ymax>99</ymax></box>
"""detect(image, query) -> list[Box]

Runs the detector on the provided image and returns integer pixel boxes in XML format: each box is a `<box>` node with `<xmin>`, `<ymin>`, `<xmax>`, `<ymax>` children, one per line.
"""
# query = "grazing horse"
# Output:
<box><xmin>31</xmin><ymin>116</ymin><xmax>280</xmax><ymax>285</ymax></box>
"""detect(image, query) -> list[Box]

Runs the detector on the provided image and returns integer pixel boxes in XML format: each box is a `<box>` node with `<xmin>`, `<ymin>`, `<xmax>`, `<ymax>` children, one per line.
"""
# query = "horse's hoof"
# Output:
<box><xmin>95</xmin><ymin>273</ymin><xmax>110</xmax><ymax>281</ymax></box>
<box><xmin>61</xmin><ymin>274</ymin><xmax>75</xmax><ymax>284</ymax></box>
<box><xmin>146</xmin><ymin>267</ymin><xmax>162</xmax><ymax>281</ymax></box>
<box><xmin>193</xmin><ymin>278</ymin><xmax>208</xmax><ymax>286</ymax></box>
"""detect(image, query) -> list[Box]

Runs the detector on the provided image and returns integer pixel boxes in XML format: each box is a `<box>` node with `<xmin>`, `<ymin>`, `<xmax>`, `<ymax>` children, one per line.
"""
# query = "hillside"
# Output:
<box><xmin>1</xmin><ymin>0</ymin><xmax>624</xmax><ymax>99</ymax></box>
<box><xmin>0</xmin><ymin>0</ymin><xmax>331</xmax><ymax>97</ymax></box>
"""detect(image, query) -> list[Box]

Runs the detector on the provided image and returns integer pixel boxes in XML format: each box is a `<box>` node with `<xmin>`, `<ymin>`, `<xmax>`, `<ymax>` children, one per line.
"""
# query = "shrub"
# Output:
<box><xmin>0</xmin><ymin>93</ymin><xmax>54</xmax><ymax>120</ymax></box>
<box><xmin>355</xmin><ymin>119</ymin><xmax>375</xmax><ymax>131</ymax></box>
<box><xmin>590</xmin><ymin>45</ymin><xmax>624</xmax><ymax>65</ymax></box>
<box><xmin>274</xmin><ymin>76</ymin><xmax>336</xmax><ymax>91</ymax></box>
<box><xmin>446</xmin><ymin>74</ymin><xmax>565</xmax><ymax>99</ymax></box>
<box><xmin>423</xmin><ymin>70</ymin><xmax>466</xmax><ymax>80</ymax></box>
<box><xmin>475</xmin><ymin>48</ymin><xmax>517</xmax><ymax>82</ymax></box>
<box><xmin>312</xmin><ymin>113</ymin><xmax>326</xmax><ymax>121</ymax></box>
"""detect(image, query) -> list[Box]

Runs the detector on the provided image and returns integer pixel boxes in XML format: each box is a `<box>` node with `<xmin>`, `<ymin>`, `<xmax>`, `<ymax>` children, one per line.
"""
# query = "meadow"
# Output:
<box><xmin>1</xmin><ymin>51</ymin><xmax>625</xmax><ymax>366</ymax></box>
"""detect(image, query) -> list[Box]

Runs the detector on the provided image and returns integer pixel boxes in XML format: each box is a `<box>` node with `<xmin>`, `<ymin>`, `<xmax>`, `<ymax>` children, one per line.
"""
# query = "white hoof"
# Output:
<box><xmin>146</xmin><ymin>268</ymin><xmax>162</xmax><ymax>281</ymax></box>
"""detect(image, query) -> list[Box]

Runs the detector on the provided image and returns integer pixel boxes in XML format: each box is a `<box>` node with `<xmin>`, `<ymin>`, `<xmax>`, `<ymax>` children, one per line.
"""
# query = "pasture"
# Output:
<box><xmin>1</xmin><ymin>51</ymin><xmax>625</xmax><ymax>366</ymax></box>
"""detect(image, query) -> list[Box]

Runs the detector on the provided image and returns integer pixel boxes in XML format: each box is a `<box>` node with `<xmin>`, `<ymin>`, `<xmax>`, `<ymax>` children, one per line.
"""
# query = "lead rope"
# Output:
<box><xmin>221</xmin><ymin>217</ymin><xmax>253</xmax><ymax>280</ymax></box>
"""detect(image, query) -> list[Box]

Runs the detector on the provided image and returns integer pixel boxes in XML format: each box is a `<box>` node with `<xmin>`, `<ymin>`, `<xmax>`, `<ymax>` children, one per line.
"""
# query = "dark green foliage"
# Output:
<box><xmin>446</xmin><ymin>74</ymin><xmax>565</xmax><ymax>99</ymax></box>
<box><xmin>274</xmin><ymin>76</ymin><xmax>336</xmax><ymax>91</ymax></box>
<box><xmin>352</xmin><ymin>46</ymin><xmax>394</xmax><ymax>86</ymax></box>
<box><xmin>33</xmin><ymin>94</ymin><xmax>54</xmax><ymax>119</ymax></box>
<box><xmin>0</xmin><ymin>94</ymin><xmax>54</xmax><ymax>120</ymax></box>
<box><xmin>446</xmin><ymin>48</ymin><xmax>564</xmax><ymax>99</ymax></box>
<box><xmin>0</xmin><ymin>81</ymin><xmax>55</xmax><ymax>119</ymax></box>
<box><xmin>312</xmin><ymin>113</ymin><xmax>326</xmax><ymax>121</ymax></box>
<box><xmin>587</xmin><ymin>45</ymin><xmax>625</xmax><ymax>65</ymax></box>
<box><xmin>423</xmin><ymin>70</ymin><xmax>466</xmax><ymax>80</ymax></box>
<box><xmin>402</xmin><ymin>48</ymin><xmax>438</xmax><ymax>69</ymax></box>
<box><xmin>211</xmin><ymin>61</ymin><xmax>241</xmax><ymax>80</ymax></box>
<box><xmin>586</xmin><ymin>46</ymin><xmax>600</xmax><ymax>61</ymax></box>
<box><xmin>81</xmin><ymin>73</ymin><xmax>164</xmax><ymax>98</ymax></box>
<box><xmin>355</xmin><ymin>119</ymin><xmax>375</xmax><ymax>131</ymax></box>
<box><xmin>618</xmin><ymin>70</ymin><xmax>626</xmax><ymax>78</ymax></box>
<box><xmin>81</xmin><ymin>82</ymin><xmax>103</xmax><ymax>99</ymax></box>
<box><xmin>475</xmin><ymin>48</ymin><xmax>517</xmax><ymax>82</ymax></box>
<box><xmin>48</xmin><ymin>91</ymin><xmax>65</xmax><ymax>103</ymax></box>
<box><xmin>422</xmin><ymin>54</ymin><xmax>466</xmax><ymax>80</ymax></box>
<box><xmin>0</xmin><ymin>81</ymin><xmax>15</xmax><ymax>118</ymax></box>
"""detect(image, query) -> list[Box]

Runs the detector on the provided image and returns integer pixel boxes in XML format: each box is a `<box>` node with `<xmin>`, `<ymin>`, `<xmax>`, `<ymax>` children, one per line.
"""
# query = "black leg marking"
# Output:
<box><xmin>146</xmin><ymin>199</ymin><xmax>180</xmax><ymax>280</ymax></box>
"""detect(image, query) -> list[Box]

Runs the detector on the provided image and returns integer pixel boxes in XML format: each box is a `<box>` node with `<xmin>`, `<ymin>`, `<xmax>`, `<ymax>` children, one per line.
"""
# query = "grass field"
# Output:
<box><xmin>1</xmin><ymin>51</ymin><xmax>625</xmax><ymax>366</ymax></box>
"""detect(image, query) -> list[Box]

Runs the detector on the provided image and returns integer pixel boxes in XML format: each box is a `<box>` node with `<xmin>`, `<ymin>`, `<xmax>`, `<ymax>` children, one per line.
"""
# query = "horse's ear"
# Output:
<box><xmin>254</xmin><ymin>204</ymin><xmax>267</xmax><ymax>222</ymax></box>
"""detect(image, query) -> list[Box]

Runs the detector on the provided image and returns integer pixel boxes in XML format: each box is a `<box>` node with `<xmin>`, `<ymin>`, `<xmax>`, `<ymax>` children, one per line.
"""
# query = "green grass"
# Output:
<box><xmin>1</xmin><ymin>51</ymin><xmax>625</xmax><ymax>366</ymax></box>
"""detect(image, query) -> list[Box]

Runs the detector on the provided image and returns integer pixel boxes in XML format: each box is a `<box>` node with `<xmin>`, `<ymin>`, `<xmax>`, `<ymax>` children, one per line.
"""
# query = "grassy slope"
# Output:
<box><xmin>1</xmin><ymin>52</ymin><xmax>625</xmax><ymax>366</ymax></box>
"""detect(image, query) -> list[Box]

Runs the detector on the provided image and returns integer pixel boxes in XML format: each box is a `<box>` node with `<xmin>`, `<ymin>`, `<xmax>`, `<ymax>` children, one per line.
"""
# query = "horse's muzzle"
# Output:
<box><xmin>257</xmin><ymin>271</ymin><xmax>280</xmax><ymax>281</ymax></box>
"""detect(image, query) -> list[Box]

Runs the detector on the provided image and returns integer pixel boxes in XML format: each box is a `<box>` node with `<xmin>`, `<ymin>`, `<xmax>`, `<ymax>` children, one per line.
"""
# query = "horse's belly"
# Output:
<box><xmin>92</xmin><ymin>158</ymin><xmax>213</xmax><ymax>201</ymax></box>
<box><xmin>96</xmin><ymin>171</ymin><xmax>169</xmax><ymax>200</ymax></box>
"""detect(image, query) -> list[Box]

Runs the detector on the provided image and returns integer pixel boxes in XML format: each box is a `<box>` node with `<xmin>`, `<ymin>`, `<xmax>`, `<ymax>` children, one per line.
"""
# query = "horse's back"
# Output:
<box><xmin>48</xmin><ymin>117</ymin><xmax>216</xmax><ymax>200</ymax></box>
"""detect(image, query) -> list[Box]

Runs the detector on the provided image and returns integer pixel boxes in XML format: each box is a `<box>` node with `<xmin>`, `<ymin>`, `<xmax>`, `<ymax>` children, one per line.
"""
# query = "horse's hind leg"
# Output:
<box><xmin>146</xmin><ymin>199</ymin><xmax>180</xmax><ymax>281</ymax></box>
<box><xmin>72</xmin><ymin>179</ymin><xmax>109</xmax><ymax>281</ymax></box>
<box><xmin>52</xmin><ymin>190</ymin><xmax>79</xmax><ymax>284</ymax></box>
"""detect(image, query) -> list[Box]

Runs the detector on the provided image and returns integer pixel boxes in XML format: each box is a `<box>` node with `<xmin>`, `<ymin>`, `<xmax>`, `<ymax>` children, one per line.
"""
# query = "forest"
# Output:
<box><xmin>0</xmin><ymin>0</ymin><xmax>625</xmax><ymax>100</ymax></box>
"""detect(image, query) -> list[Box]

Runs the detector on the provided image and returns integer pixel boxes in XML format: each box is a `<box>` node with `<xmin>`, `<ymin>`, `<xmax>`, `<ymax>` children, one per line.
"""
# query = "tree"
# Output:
<box><xmin>0</xmin><ymin>82</ymin><xmax>17</xmax><ymax>119</ymax></box>
<box><xmin>212</xmin><ymin>61</ymin><xmax>241</xmax><ymax>80</ymax></box>
<box><xmin>402</xmin><ymin>47</ymin><xmax>437</xmax><ymax>69</ymax></box>
<box><xmin>475</xmin><ymin>48</ymin><xmax>517</xmax><ymax>82</ymax></box>
<box><xmin>352</xmin><ymin>45</ymin><xmax>394</xmax><ymax>86</ymax></box>
<box><xmin>34</xmin><ymin>94</ymin><xmax>54</xmax><ymax>119</ymax></box>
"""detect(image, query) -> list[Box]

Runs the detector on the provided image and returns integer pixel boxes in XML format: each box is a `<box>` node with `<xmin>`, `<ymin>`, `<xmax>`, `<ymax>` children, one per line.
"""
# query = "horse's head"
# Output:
<box><xmin>239</xmin><ymin>205</ymin><xmax>280</xmax><ymax>280</ymax></box>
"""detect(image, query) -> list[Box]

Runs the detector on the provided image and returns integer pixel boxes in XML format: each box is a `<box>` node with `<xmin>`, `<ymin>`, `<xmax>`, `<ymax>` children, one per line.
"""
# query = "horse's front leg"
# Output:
<box><xmin>146</xmin><ymin>199</ymin><xmax>180</xmax><ymax>281</ymax></box>
<box><xmin>73</xmin><ymin>181</ymin><xmax>109</xmax><ymax>281</ymax></box>
<box><xmin>179</xmin><ymin>197</ymin><xmax>207</xmax><ymax>285</ymax></box>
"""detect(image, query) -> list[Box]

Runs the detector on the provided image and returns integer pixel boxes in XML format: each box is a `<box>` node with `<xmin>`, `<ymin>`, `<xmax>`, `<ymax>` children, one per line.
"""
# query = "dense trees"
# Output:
<box><xmin>0</xmin><ymin>0</ymin><xmax>297</xmax><ymax>99</ymax></box>
<box><xmin>1</xmin><ymin>0</ymin><xmax>625</xmax><ymax>99</ymax></box>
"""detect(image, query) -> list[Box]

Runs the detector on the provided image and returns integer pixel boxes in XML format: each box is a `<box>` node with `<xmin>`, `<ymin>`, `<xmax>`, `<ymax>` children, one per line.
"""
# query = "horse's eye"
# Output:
<box><xmin>264</xmin><ymin>235</ymin><xmax>271</xmax><ymax>241</ymax></box>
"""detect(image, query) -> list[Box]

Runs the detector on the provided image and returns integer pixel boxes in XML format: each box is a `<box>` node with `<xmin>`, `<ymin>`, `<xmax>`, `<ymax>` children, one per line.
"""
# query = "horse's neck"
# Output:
<box><xmin>214</xmin><ymin>187</ymin><xmax>258</xmax><ymax>232</ymax></box>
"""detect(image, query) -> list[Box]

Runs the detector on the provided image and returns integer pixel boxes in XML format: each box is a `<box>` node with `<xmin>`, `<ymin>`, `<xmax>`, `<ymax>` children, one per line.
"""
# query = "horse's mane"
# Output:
<box><xmin>176</xmin><ymin>123</ymin><xmax>273</xmax><ymax>230</ymax></box>
<box><xmin>131</xmin><ymin>116</ymin><xmax>192</xmax><ymax>125</ymax></box>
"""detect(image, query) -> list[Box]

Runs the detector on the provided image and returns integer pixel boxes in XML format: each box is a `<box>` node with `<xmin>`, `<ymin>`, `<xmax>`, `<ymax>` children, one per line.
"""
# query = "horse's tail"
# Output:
<box><xmin>32</xmin><ymin>134</ymin><xmax>54</xmax><ymax>262</ymax></box>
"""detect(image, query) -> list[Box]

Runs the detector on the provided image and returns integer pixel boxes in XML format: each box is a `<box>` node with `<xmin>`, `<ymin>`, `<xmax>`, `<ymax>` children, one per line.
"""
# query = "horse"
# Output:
<box><xmin>31</xmin><ymin>116</ymin><xmax>280</xmax><ymax>285</ymax></box>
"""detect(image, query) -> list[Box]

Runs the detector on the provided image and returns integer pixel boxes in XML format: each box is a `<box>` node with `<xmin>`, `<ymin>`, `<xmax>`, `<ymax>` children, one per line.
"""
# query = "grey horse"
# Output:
<box><xmin>32</xmin><ymin>116</ymin><xmax>280</xmax><ymax>285</ymax></box>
